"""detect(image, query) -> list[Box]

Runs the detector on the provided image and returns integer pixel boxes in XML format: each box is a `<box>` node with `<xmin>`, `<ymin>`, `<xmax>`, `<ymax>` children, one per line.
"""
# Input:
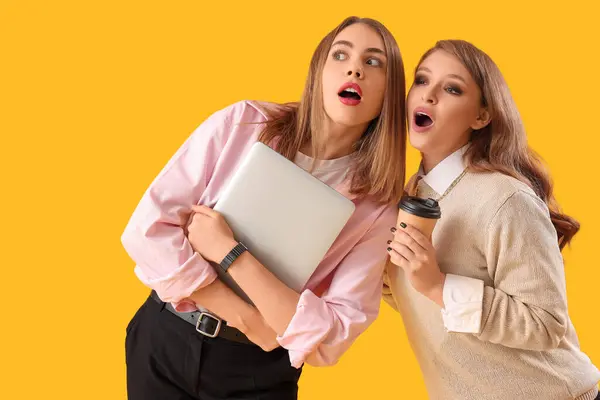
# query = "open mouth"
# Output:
<box><xmin>338</xmin><ymin>87</ymin><xmax>362</xmax><ymax>101</ymax></box>
<box><xmin>415</xmin><ymin>111</ymin><xmax>434</xmax><ymax>127</ymax></box>
<box><xmin>337</xmin><ymin>82</ymin><xmax>363</xmax><ymax>106</ymax></box>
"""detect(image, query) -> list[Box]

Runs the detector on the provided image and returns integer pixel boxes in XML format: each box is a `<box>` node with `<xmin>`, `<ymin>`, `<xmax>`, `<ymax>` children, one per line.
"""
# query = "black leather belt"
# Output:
<box><xmin>150</xmin><ymin>291</ymin><xmax>254</xmax><ymax>346</ymax></box>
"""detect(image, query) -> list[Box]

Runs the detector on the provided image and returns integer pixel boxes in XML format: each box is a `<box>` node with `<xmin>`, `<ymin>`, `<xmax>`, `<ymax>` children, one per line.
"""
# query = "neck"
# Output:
<box><xmin>421</xmin><ymin>154</ymin><xmax>444</xmax><ymax>175</ymax></box>
<box><xmin>301</xmin><ymin>118</ymin><xmax>367</xmax><ymax>160</ymax></box>
<box><xmin>421</xmin><ymin>142</ymin><xmax>468</xmax><ymax>174</ymax></box>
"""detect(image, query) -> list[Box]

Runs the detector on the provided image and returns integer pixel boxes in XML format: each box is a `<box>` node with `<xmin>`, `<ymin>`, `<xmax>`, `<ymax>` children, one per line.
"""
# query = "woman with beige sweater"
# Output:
<box><xmin>383</xmin><ymin>40</ymin><xmax>600</xmax><ymax>400</ymax></box>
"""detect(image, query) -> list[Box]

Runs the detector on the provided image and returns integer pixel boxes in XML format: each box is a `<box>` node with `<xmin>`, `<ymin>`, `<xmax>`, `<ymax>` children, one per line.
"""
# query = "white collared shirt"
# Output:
<box><xmin>417</xmin><ymin>145</ymin><xmax>484</xmax><ymax>334</ymax></box>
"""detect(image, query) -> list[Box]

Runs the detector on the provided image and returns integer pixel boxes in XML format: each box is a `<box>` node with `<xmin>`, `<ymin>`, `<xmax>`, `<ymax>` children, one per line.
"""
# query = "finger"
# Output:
<box><xmin>389</xmin><ymin>240</ymin><xmax>415</xmax><ymax>262</ymax></box>
<box><xmin>394</xmin><ymin>229</ymin><xmax>426</xmax><ymax>254</ymax></box>
<box><xmin>190</xmin><ymin>211</ymin><xmax>212</xmax><ymax>225</ymax></box>
<box><xmin>398</xmin><ymin>223</ymin><xmax>432</xmax><ymax>250</ymax></box>
<box><xmin>387</xmin><ymin>248</ymin><xmax>409</xmax><ymax>270</ymax></box>
<box><xmin>191</xmin><ymin>204</ymin><xmax>219</xmax><ymax>218</ymax></box>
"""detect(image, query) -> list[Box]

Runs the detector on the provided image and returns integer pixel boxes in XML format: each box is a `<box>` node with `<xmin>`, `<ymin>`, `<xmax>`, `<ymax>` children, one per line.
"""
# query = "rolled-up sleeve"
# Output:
<box><xmin>276</xmin><ymin>205</ymin><xmax>396</xmax><ymax>368</ymax></box>
<box><xmin>121</xmin><ymin>104</ymin><xmax>237</xmax><ymax>309</ymax></box>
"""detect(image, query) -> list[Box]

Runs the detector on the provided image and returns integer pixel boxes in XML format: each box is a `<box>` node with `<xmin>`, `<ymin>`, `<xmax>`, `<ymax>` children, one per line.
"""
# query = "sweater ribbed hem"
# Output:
<box><xmin>576</xmin><ymin>387</ymin><xmax>598</xmax><ymax>400</ymax></box>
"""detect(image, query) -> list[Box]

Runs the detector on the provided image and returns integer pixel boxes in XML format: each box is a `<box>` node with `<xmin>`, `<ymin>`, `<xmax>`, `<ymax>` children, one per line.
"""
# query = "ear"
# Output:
<box><xmin>471</xmin><ymin>107</ymin><xmax>491</xmax><ymax>131</ymax></box>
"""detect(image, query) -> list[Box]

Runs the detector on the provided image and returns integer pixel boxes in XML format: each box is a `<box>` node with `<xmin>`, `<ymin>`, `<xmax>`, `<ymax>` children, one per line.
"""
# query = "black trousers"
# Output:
<box><xmin>125</xmin><ymin>294</ymin><xmax>302</xmax><ymax>400</ymax></box>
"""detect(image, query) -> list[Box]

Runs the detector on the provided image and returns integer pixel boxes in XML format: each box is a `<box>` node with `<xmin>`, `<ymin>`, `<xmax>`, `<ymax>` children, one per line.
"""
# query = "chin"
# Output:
<box><xmin>333</xmin><ymin>116</ymin><xmax>370</xmax><ymax>128</ymax></box>
<box><xmin>326</xmin><ymin>107</ymin><xmax>372</xmax><ymax>129</ymax></box>
<box><xmin>408</xmin><ymin>131</ymin><xmax>431</xmax><ymax>152</ymax></box>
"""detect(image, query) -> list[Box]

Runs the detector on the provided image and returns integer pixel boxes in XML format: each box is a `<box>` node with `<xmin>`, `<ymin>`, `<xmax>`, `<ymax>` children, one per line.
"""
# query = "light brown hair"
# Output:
<box><xmin>257</xmin><ymin>16</ymin><xmax>407</xmax><ymax>204</ymax></box>
<box><xmin>418</xmin><ymin>40</ymin><xmax>579</xmax><ymax>249</ymax></box>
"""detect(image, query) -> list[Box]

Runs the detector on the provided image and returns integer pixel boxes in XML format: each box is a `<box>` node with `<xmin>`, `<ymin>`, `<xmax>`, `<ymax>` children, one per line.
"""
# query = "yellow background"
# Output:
<box><xmin>1</xmin><ymin>0</ymin><xmax>598</xmax><ymax>398</ymax></box>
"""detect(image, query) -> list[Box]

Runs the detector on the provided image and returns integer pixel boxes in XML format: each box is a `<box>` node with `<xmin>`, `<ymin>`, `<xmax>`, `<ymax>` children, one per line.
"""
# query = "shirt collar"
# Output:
<box><xmin>417</xmin><ymin>145</ymin><xmax>468</xmax><ymax>195</ymax></box>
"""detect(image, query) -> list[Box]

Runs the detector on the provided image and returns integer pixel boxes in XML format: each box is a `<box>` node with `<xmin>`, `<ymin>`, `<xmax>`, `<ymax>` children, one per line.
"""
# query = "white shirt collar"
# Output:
<box><xmin>417</xmin><ymin>145</ymin><xmax>468</xmax><ymax>195</ymax></box>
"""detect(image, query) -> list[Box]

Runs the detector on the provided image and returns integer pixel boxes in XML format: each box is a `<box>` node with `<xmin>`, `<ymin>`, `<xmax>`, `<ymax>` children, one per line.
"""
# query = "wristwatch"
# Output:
<box><xmin>218</xmin><ymin>242</ymin><xmax>248</xmax><ymax>273</ymax></box>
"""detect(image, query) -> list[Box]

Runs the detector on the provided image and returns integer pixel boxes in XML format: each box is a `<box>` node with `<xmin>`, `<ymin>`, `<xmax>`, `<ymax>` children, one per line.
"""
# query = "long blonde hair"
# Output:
<box><xmin>418</xmin><ymin>40</ymin><xmax>579</xmax><ymax>249</ymax></box>
<box><xmin>258</xmin><ymin>16</ymin><xmax>407</xmax><ymax>204</ymax></box>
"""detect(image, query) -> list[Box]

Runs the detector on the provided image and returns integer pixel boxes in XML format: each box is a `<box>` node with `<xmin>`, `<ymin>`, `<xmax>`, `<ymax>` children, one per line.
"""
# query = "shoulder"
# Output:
<box><xmin>189</xmin><ymin>99</ymin><xmax>284</xmax><ymax>146</ymax></box>
<box><xmin>363</xmin><ymin>200</ymin><xmax>397</xmax><ymax>238</ymax></box>
<box><xmin>466</xmin><ymin>170</ymin><xmax>550</xmax><ymax>226</ymax></box>
<box><xmin>467</xmin><ymin>170</ymin><xmax>539</xmax><ymax>207</ymax></box>
<box><xmin>205</xmin><ymin>99</ymin><xmax>280</xmax><ymax>125</ymax></box>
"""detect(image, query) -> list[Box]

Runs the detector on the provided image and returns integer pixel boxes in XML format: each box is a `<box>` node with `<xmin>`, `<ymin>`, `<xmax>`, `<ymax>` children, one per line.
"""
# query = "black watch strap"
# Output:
<box><xmin>219</xmin><ymin>242</ymin><xmax>248</xmax><ymax>273</ymax></box>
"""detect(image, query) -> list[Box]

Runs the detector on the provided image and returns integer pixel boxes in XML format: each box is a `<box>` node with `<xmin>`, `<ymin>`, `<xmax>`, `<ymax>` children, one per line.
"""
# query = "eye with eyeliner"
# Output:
<box><xmin>445</xmin><ymin>85</ymin><xmax>463</xmax><ymax>95</ymax></box>
<box><xmin>414</xmin><ymin>74</ymin><xmax>426</xmax><ymax>85</ymax></box>
<box><xmin>414</xmin><ymin>74</ymin><xmax>463</xmax><ymax>95</ymax></box>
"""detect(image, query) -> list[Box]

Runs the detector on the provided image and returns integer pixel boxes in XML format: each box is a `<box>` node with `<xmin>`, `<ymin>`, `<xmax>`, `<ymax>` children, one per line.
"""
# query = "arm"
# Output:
<box><xmin>121</xmin><ymin>103</ymin><xmax>243</xmax><ymax>309</ymax></box>
<box><xmin>226</xmin><ymin>251</ymin><xmax>301</xmax><ymax>335</ymax></box>
<box><xmin>381</xmin><ymin>174</ymin><xmax>419</xmax><ymax>312</ymax></box>
<box><xmin>190</xmin><ymin>204</ymin><xmax>396</xmax><ymax>367</ymax></box>
<box><xmin>388</xmin><ymin>190</ymin><xmax>568</xmax><ymax>350</ymax></box>
<box><xmin>474</xmin><ymin>190</ymin><xmax>568</xmax><ymax>350</ymax></box>
<box><xmin>288</xmin><ymin>208</ymin><xmax>394</xmax><ymax>367</ymax></box>
<box><xmin>187</xmin><ymin>279</ymin><xmax>280</xmax><ymax>351</ymax></box>
<box><xmin>186</xmin><ymin>278</ymin><xmax>258</xmax><ymax>330</ymax></box>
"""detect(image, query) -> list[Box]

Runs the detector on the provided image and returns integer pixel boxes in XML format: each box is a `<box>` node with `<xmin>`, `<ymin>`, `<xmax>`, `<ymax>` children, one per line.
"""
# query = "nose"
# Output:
<box><xmin>346</xmin><ymin>67</ymin><xmax>363</xmax><ymax>79</ymax></box>
<box><xmin>421</xmin><ymin>85</ymin><xmax>437</xmax><ymax>104</ymax></box>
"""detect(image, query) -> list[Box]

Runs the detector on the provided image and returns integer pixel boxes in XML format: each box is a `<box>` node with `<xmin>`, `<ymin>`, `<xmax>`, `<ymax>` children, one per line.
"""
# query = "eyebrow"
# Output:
<box><xmin>416</xmin><ymin>67</ymin><xmax>467</xmax><ymax>84</ymax></box>
<box><xmin>332</xmin><ymin>40</ymin><xmax>386</xmax><ymax>56</ymax></box>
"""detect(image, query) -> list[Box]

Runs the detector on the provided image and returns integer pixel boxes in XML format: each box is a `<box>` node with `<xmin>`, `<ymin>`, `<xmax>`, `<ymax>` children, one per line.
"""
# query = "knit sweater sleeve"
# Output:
<box><xmin>476</xmin><ymin>189</ymin><xmax>569</xmax><ymax>350</ymax></box>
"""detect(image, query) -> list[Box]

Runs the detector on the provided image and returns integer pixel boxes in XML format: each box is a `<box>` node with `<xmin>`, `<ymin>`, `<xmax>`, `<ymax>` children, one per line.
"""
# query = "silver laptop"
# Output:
<box><xmin>212</xmin><ymin>142</ymin><xmax>355</xmax><ymax>304</ymax></box>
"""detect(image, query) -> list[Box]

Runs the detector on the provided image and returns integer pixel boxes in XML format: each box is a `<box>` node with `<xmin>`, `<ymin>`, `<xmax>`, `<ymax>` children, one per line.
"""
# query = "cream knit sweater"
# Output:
<box><xmin>384</xmin><ymin>170</ymin><xmax>600</xmax><ymax>400</ymax></box>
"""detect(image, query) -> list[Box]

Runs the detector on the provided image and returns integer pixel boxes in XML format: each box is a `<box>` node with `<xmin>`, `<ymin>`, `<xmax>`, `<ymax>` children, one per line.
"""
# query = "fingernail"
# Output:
<box><xmin>391</xmin><ymin>227</ymin><xmax>396</xmax><ymax>232</ymax></box>
<box><xmin>387</xmin><ymin>240</ymin><xmax>391</xmax><ymax>244</ymax></box>
<box><xmin>400</xmin><ymin>222</ymin><xmax>407</xmax><ymax>229</ymax></box>
<box><xmin>387</xmin><ymin>247</ymin><xmax>392</xmax><ymax>251</ymax></box>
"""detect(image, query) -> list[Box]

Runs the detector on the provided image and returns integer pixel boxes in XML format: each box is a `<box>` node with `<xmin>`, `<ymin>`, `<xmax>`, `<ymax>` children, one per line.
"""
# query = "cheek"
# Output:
<box><xmin>433</xmin><ymin>103</ymin><xmax>477</xmax><ymax>141</ymax></box>
<box><xmin>321</xmin><ymin>68</ymin><xmax>328</xmax><ymax>94</ymax></box>
<box><xmin>321</xmin><ymin>67</ymin><xmax>337</xmax><ymax>98</ymax></box>
<box><xmin>366</xmin><ymin>74</ymin><xmax>387</xmax><ymax>109</ymax></box>
<box><xmin>406</xmin><ymin>88</ymin><xmax>419</xmax><ymax>109</ymax></box>
<box><xmin>445</xmin><ymin>101</ymin><xmax>478</xmax><ymax>126</ymax></box>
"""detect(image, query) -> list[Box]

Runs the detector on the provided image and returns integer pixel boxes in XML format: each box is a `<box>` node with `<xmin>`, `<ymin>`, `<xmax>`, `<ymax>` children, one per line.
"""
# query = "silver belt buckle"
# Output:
<box><xmin>195</xmin><ymin>312</ymin><xmax>222</xmax><ymax>338</ymax></box>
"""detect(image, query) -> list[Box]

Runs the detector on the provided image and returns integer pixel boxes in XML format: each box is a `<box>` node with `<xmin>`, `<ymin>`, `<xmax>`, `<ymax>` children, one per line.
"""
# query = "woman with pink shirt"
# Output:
<box><xmin>121</xmin><ymin>16</ymin><xmax>406</xmax><ymax>399</ymax></box>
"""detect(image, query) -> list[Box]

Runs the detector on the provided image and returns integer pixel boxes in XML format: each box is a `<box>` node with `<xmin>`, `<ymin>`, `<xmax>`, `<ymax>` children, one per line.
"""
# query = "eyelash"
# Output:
<box><xmin>414</xmin><ymin>75</ymin><xmax>463</xmax><ymax>95</ymax></box>
<box><xmin>332</xmin><ymin>50</ymin><xmax>383</xmax><ymax>67</ymax></box>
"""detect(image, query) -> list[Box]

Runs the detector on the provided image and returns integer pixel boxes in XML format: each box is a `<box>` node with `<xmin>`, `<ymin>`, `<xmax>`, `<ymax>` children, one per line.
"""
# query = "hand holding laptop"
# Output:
<box><xmin>187</xmin><ymin>142</ymin><xmax>355</xmax><ymax>304</ymax></box>
<box><xmin>188</xmin><ymin>204</ymin><xmax>238</xmax><ymax>264</ymax></box>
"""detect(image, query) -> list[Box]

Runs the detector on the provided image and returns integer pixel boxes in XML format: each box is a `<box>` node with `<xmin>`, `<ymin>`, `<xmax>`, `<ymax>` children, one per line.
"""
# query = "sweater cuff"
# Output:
<box><xmin>441</xmin><ymin>274</ymin><xmax>484</xmax><ymax>333</ymax></box>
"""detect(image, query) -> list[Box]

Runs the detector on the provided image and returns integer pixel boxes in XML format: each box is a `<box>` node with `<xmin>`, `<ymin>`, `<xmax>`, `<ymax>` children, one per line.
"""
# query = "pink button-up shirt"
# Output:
<box><xmin>121</xmin><ymin>100</ymin><xmax>396</xmax><ymax>367</ymax></box>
